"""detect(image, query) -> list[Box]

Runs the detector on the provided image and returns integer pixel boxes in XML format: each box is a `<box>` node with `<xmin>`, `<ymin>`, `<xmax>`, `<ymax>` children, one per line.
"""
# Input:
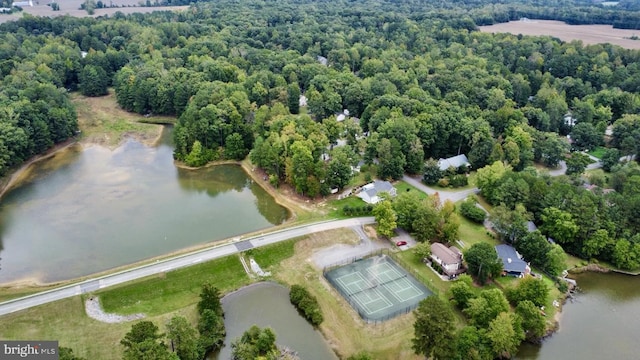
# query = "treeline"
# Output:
<box><xmin>477</xmin><ymin>159</ymin><xmax>640</xmax><ymax>270</ymax></box>
<box><xmin>289</xmin><ymin>284</ymin><xmax>323</xmax><ymax>327</ymax></box>
<box><xmin>117</xmin><ymin>283</ymin><xmax>225</xmax><ymax>360</ymax></box>
<box><xmin>2</xmin><ymin>0</ymin><xmax>640</xmax><ymax>194</ymax></box>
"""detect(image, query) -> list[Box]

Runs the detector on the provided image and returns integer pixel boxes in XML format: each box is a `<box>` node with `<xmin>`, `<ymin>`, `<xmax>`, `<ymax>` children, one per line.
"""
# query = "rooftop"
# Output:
<box><xmin>431</xmin><ymin>243</ymin><xmax>462</xmax><ymax>264</ymax></box>
<box><xmin>437</xmin><ymin>154</ymin><xmax>470</xmax><ymax>171</ymax></box>
<box><xmin>495</xmin><ymin>244</ymin><xmax>528</xmax><ymax>274</ymax></box>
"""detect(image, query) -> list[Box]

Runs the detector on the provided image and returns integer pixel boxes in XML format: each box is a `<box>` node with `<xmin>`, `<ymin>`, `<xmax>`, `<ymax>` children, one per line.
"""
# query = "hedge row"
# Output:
<box><xmin>289</xmin><ymin>284</ymin><xmax>323</xmax><ymax>327</ymax></box>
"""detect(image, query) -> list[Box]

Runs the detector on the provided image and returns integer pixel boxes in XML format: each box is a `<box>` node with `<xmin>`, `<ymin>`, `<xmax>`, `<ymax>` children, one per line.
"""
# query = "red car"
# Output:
<box><xmin>396</xmin><ymin>241</ymin><xmax>407</xmax><ymax>246</ymax></box>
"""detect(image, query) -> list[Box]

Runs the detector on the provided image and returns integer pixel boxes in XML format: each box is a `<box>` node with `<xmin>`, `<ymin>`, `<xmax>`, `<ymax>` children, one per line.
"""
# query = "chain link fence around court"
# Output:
<box><xmin>323</xmin><ymin>252</ymin><xmax>433</xmax><ymax>323</ymax></box>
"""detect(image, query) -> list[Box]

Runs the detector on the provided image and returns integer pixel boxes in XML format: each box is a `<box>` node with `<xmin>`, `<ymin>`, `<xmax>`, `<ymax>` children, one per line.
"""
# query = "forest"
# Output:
<box><xmin>2</xmin><ymin>0</ymin><xmax>640</xmax><ymax>358</ymax></box>
<box><xmin>1</xmin><ymin>0</ymin><xmax>640</xmax><ymax>265</ymax></box>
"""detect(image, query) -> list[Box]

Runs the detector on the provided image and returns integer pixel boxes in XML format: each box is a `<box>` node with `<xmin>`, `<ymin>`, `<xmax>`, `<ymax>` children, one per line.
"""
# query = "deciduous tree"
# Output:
<box><xmin>412</xmin><ymin>296</ymin><xmax>456</xmax><ymax>359</ymax></box>
<box><xmin>373</xmin><ymin>199</ymin><xmax>397</xmax><ymax>238</ymax></box>
<box><xmin>166</xmin><ymin>316</ymin><xmax>203</xmax><ymax>360</ymax></box>
<box><xmin>464</xmin><ymin>243</ymin><xmax>503</xmax><ymax>285</ymax></box>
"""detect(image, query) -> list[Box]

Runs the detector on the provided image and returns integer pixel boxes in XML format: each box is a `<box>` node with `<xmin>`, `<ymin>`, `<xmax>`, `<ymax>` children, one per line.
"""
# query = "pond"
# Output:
<box><xmin>215</xmin><ymin>282</ymin><xmax>337</xmax><ymax>360</ymax></box>
<box><xmin>0</xmin><ymin>128</ymin><xmax>288</xmax><ymax>284</ymax></box>
<box><xmin>517</xmin><ymin>271</ymin><xmax>640</xmax><ymax>359</ymax></box>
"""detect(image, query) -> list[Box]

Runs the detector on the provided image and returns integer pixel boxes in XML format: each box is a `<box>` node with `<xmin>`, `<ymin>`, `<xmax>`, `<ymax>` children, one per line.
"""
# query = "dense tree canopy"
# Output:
<box><xmin>2</xmin><ymin>0</ymin><xmax>640</xmax><ymax>196</ymax></box>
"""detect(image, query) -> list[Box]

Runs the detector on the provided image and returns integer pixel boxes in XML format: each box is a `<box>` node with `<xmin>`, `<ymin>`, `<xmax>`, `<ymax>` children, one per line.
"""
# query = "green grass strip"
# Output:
<box><xmin>99</xmin><ymin>255</ymin><xmax>249</xmax><ymax>316</ymax></box>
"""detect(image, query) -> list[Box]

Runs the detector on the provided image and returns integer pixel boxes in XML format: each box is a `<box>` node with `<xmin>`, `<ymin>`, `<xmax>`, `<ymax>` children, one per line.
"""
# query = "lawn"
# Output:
<box><xmin>395</xmin><ymin>181</ymin><xmax>430</xmax><ymax>200</ymax></box>
<box><xmin>99</xmin><ymin>255</ymin><xmax>251</xmax><ymax>316</ymax></box>
<box><xmin>393</xmin><ymin>250</ymin><xmax>450</xmax><ymax>296</ymax></box>
<box><xmin>272</xmin><ymin>229</ymin><xmax>422</xmax><ymax>360</ymax></box>
<box><xmin>587</xmin><ymin>146</ymin><xmax>607</xmax><ymax>159</ymax></box>
<box><xmin>245</xmin><ymin>239</ymin><xmax>296</xmax><ymax>269</ymax></box>
<box><xmin>0</xmin><ymin>230</ymin><xmax>380</xmax><ymax>360</ymax></box>
<box><xmin>326</xmin><ymin>180</ymin><xmax>431</xmax><ymax>218</ymax></box>
<box><xmin>456</xmin><ymin>216</ymin><xmax>499</xmax><ymax>249</ymax></box>
<box><xmin>326</xmin><ymin>195</ymin><xmax>371</xmax><ymax>218</ymax></box>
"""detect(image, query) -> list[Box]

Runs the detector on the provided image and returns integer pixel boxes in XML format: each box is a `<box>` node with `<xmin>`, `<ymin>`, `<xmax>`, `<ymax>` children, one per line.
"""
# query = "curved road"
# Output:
<box><xmin>402</xmin><ymin>175</ymin><xmax>479</xmax><ymax>203</ymax></box>
<box><xmin>0</xmin><ymin>217</ymin><xmax>375</xmax><ymax>317</ymax></box>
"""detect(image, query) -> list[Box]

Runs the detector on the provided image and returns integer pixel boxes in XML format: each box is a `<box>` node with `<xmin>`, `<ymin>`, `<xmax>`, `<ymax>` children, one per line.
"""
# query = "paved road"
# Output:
<box><xmin>402</xmin><ymin>175</ymin><xmax>479</xmax><ymax>203</ymax></box>
<box><xmin>0</xmin><ymin>217</ymin><xmax>375</xmax><ymax>317</ymax></box>
<box><xmin>403</xmin><ymin>153</ymin><xmax>604</xmax><ymax>204</ymax></box>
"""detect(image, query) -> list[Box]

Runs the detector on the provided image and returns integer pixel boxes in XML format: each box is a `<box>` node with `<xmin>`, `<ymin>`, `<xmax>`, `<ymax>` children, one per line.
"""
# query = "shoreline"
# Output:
<box><xmin>0</xmin><ymin>121</ymin><xmax>165</xmax><ymax>202</ymax></box>
<box><xmin>0</xmin><ymin>133</ymin><xmax>305</xmax><ymax>290</ymax></box>
<box><xmin>0</xmin><ymin>138</ymin><xmax>79</xmax><ymax>202</ymax></box>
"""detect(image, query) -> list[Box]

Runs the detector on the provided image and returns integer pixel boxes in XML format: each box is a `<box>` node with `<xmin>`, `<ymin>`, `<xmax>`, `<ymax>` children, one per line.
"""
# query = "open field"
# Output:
<box><xmin>0</xmin><ymin>0</ymin><xmax>188</xmax><ymax>24</ymax></box>
<box><xmin>480</xmin><ymin>20</ymin><xmax>640</xmax><ymax>49</ymax></box>
<box><xmin>72</xmin><ymin>91</ymin><xmax>173</xmax><ymax>148</ymax></box>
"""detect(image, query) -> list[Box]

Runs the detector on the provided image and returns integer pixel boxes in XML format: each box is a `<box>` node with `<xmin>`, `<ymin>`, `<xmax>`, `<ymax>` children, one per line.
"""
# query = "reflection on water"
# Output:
<box><xmin>517</xmin><ymin>272</ymin><xmax>640</xmax><ymax>359</ymax></box>
<box><xmin>214</xmin><ymin>282</ymin><xmax>337</xmax><ymax>360</ymax></box>
<box><xmin>0</xmin><ymin>128</ymin><xmax>288</xmax><ymax>284</ymax></box>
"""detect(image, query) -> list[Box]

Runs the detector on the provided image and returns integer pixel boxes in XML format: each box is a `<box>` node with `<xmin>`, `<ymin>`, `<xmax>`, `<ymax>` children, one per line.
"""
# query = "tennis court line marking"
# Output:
<box><xmin>387</xmin><ymin>278</ymin><xmax>424</xmax><ymax>303</ymax></box>
<box><xmin>335</xmin><ymin>272</ymin><xmax>372</xmax><ymax>295</ymax></box>
<box><xmin>351</xmin><ymin>288</ymin><xmax>393</xmax><ymax>314</ymax></box>
<box><xmin>366</xmin><ymin>263</ymin><xmax>404</xmax><ymax>283</ymax></box>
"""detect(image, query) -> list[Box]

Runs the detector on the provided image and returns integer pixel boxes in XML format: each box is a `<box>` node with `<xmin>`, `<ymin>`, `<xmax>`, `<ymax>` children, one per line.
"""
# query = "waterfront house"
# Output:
<box><xmin>495</xmin><ymin>244</ymin><xmax>530</xmax><ymax>277</ymax></box>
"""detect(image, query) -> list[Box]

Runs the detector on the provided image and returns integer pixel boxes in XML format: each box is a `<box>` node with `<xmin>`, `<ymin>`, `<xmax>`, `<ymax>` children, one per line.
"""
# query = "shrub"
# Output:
<box><xmin>449</xmin><ymin>174</ymin><xmax>469</xmax><ymax>187</ymax></box>
<box><xmin>437</xmin><ymin>178</ymin><xmax>450</xmax><ymax>187</ymax></box>
<box><xmin>460</xmin><ymin>198</ymin><xmax>486</xmax><ymax>223</ymax></box>
<box><xmin>289</xmin><ymin>285</ymin><xmax>323</xmax><ymax>327</ymax></box>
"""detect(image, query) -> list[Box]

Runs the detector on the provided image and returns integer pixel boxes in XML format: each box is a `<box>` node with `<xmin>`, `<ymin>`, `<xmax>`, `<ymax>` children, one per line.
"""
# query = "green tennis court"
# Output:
<box><xmin>325</xmin><ymin>255</ymin><xmax>432</xmax><ymax>321</ymax></box>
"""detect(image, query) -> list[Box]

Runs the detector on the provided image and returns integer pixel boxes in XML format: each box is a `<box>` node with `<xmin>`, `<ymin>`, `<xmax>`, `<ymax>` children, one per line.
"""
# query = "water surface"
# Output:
<box><xmin>215</xmin><ymin>282</ymin><xmax>337</xmax><ymax>360</ymax></box>
<box><xmin>517</xmin><ymin>272</ymin><xmax>640</xmax><ymax>359</ymax></box>
<box><xmin>0</xmin><ymin>129</ymin><xmax>288</xmax><ymax>284</ymax></box>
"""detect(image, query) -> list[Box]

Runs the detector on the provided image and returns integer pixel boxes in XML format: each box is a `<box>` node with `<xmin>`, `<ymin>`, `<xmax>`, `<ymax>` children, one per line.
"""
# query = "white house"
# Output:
<box><xmin>564</xmin><ymin>113</ymin><xmax>577</xmax><ymax>127</ymax></box>
<box><xmin>357</xmin><ymin>180</ymin><xmax>396</xmax><ymax>204</ymax></box>
<box><xmin>437</xmin><ymin>154</ymin><xmax>471</xmax><ymax>171</ymax></box>
<box><xmin>430</xmin><ymin>243</ymin><xmax>465</xmax><ymax>278</ymax></box>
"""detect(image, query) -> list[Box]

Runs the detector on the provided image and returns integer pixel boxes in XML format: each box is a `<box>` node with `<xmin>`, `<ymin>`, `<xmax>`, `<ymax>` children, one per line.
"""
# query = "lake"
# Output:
<box><xmin>0</xmin><ymin>128</ymin><xmax>288</xmax><ymax>284</ymax></box>
<box><xmin>215</xmin><ymin>282</ymin><xmax>337</xmax><ymax>360</ymax></box>
<box><xmin>518</xmin><ymin>271</ymin><xmax>640</xmax><ymax>359</ymax></box>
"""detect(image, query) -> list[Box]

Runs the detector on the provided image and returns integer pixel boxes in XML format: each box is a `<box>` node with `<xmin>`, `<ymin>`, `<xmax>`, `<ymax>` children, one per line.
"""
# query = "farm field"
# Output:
<box><xmin>480</xmin><ymin>20</ymin><xmax>640</xmax><ymax>49</ymax></box>
<box><xmin>0</xmin><ymin>0</ymin><xmax>187</xmax><ymax>23</ymax></box>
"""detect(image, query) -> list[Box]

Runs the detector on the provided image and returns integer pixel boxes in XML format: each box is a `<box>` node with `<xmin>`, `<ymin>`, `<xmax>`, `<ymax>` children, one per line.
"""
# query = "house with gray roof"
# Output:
<box><xmin>430</xmin><ymin>243</ymin><xmax>465</xmax><ymax>278</ymax></box>
<box><xmin>437</xmin><ymin>154</ymin><xmax>471</xmax><ymax>171</ymax></box>
<box><xmin>357</xmin><ymin>180</ymin><xmax>396</xmax><ymax>204</ymax></box>
<box><xmin>495</xmin><ymin>244</ymin><xmax>530</xmax><ymax>278</ymax></box>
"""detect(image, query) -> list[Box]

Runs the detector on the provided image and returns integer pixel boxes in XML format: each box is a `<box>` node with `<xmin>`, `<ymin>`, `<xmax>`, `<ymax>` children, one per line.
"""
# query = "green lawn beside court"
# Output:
<box><xmin>99</xmin><ymin>255</ymin><xmax>250</xmax><ymax>316</ymax></box>
<box><xmin>245</xmin><ymin>238</ymin><xmax>296</xmax><ymax>269</ymax></box>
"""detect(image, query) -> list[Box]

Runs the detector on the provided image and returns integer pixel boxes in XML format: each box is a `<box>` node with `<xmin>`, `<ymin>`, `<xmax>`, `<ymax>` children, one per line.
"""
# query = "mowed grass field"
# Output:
<box><xmin>480</xmin><ymin>20</ymin><xmax>640</xmax><ymax>50</ymax></box>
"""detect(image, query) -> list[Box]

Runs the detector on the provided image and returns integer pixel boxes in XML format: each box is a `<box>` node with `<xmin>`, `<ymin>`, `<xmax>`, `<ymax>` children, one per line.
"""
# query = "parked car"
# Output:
<box><xmin>396</xmin><ymin>241</ymin><xmax>407</xmax><ymax>246</ymax></box>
